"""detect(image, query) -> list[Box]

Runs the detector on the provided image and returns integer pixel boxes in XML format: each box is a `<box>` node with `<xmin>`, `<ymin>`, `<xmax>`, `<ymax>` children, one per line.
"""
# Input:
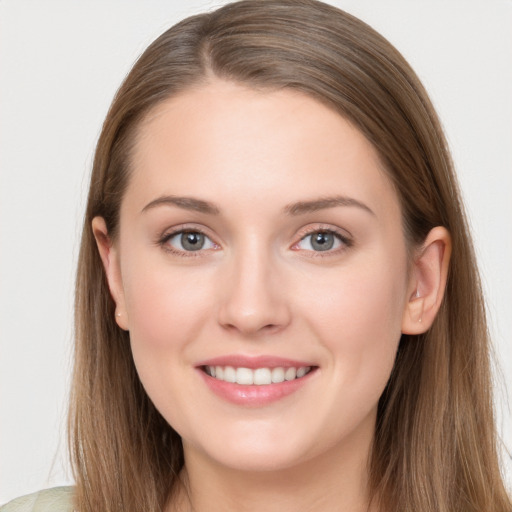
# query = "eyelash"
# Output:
<box><xmin>157</xmin><ymin>225</ymin><xmax>353</xmax><ymax>258</ymax></box>
<box><xmin>158</xmin><ymin>225</ymin><xmax>218</xmax><ymax>258</ymax></box>
<box><xmin>292</xmin><ymin>226</ymin><xmax>353</xmax><ymax>257</ymax></box>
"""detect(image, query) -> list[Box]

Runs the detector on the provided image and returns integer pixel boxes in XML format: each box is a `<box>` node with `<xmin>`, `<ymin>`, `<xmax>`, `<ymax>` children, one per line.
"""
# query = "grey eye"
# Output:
<box><xmin>310</xmin><ymin>232</ymin><xmax>335</xmax><ymax>251</ymax></box>
<box><xmin>180</xmin><ymin>232</ymin><xmax>205</xmax><ymax>251</ymax></box>
<box><xmin>166</xmin><ymin>231</ymin><xmax>216</xmax><ymax>252</ymax></box>
<box><xmin>296</xmin><ymin>231</ymin><xmax>344</xmax><ymax>252</ymax></box>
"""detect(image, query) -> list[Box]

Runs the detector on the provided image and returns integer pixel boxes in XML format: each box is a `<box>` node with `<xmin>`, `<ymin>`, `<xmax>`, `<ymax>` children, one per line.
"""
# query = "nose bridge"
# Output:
<box><xmin>217</xmin><ymin>236</ymin><xmax>290</xmax><ymax>336</ymax></box>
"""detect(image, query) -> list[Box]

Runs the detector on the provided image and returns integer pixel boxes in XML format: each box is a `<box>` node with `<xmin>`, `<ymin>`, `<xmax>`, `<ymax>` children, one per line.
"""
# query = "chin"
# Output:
<box><xmin>182</xmin><ymin>420</ymin><xmax>327</xmax><ymax>474</ymax></box>
<box><xmin>204</xmin><ymin>444</ymin><xmax>309</xmax><ymax>473</ymax></box>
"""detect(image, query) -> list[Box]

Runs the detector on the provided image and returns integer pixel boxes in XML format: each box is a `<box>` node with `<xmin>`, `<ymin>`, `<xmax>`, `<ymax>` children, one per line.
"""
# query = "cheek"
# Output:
<box><xmin>305</xmin><ymin>257</ymin><xmax>406</xmax><ymax>334</ymax></box>
<box><xmin>122</xmin><ymin>264</ymin><xmax>216</xmax><ymax>425</ymax></box>
<box><xmin>300</xmin><ymin>254</ymin><xmax>408</xmax><ymax>385</ymax></box>
<box><xmin>123</xmin><ymin>262</ymin><xmax>215</xmax><ymax>354</ymax></box>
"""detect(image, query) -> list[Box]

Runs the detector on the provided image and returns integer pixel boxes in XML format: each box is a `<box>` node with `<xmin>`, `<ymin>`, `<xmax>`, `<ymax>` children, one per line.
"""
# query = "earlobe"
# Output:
<box><xmin>407</xmin><ymin>293</ymin><xmax>425</xmax><ymax>325</ymax></box>
<box><xmin>91</xmin><ymin>216</ymin><xmax>129</xmax><ymax>331</ymax></box>
<box><xmin>402</xmin><ymin>226</ymin><xmax>451</xmax><ymax>335</ymax></box>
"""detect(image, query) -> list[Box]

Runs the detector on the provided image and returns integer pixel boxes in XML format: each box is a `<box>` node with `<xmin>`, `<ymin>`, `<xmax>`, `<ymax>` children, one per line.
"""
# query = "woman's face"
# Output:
<box><xmin>103</xmin><ymin>80</ymin><xmax>416</xmax><ymax>473</ymax></box>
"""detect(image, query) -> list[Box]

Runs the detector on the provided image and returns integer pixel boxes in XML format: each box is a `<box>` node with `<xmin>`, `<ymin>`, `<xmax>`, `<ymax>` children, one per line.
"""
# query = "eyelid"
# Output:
<box><xmin>155</xmin><ymin>222</ymin><xmax>352</xmax><ymax>257</ymax></box>
<box><xmin>157</xmin><ymin>224</ymin><xmax>221</xmax><ymax>256</ymax></box>
<box><xmin>291</xmin><ymin>224</ymin><xmax>353</xmax><ymax>254</ymax></box>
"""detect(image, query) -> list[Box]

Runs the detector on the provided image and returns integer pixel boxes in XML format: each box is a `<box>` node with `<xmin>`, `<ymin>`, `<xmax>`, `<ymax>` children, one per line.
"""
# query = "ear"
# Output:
<box><xmin>92</xmin><ymin>216</ymin><xmax>129</xmax><ymax>331</ymax></box>
<box><xmin>402</xmin><ymin>226</ymin><xmax>451</xmax><ymax>334</ymax></box>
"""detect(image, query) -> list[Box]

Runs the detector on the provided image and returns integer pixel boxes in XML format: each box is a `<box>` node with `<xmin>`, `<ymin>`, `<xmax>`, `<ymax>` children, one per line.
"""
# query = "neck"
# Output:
<box><xmin>168</xmin><ymin>424</ymin><xmax>378</xmax><ymax>512</ymax></box>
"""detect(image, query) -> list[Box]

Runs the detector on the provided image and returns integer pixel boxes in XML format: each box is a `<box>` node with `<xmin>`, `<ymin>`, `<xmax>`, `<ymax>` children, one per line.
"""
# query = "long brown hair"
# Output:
<box><xmin>69</xmin><ymin>1</ymin><xmax>511</xmax><ymax>510</ymax></box>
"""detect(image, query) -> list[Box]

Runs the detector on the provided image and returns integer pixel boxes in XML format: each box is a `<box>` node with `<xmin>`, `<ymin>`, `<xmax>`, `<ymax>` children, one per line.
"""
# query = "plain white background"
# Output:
<box><xmin>1</xmin><ymin>0</ymin><xmax>511</xmax><ymax>504</ymax></box>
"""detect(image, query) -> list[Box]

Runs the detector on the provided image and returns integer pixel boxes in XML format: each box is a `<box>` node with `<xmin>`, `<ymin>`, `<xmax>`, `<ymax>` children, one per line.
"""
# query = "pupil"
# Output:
<box><xmin>312</xmin><ymin>232</ymin><xmax>334</xmax><ymax>251</ymax></box>
<box><xmin>181</xmin><ymin>232</ymin><xmax>204</xmax><ymax>251</ymax></box>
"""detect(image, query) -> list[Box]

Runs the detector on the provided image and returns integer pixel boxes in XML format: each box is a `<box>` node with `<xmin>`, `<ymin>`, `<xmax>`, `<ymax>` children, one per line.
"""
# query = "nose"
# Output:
<box><xmin>216</xmin><ymin>245</ymin><xmax>291</xmax><ymax>337</ymax></box>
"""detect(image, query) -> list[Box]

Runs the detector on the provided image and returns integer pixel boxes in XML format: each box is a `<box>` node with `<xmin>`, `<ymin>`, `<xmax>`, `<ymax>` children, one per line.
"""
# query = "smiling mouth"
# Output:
<box><xmin>202</xmin><ymin>365</ymin><xmax>315</xmax><ymax>385</ymax></box>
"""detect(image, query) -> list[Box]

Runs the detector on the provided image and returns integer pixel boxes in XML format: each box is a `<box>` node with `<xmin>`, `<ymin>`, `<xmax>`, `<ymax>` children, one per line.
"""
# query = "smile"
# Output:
<box><xmin>203</xmin><ymin>365</ymin><xmax>313</xmax><ymax>385</ymax></box>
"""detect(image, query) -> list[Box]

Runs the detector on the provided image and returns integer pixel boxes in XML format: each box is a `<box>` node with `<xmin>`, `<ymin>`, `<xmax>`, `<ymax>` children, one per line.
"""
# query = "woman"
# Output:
<box><xmin>2</xmin><ymin>1</ymin><xmax>510</xmax><ymax>511</ymax></box>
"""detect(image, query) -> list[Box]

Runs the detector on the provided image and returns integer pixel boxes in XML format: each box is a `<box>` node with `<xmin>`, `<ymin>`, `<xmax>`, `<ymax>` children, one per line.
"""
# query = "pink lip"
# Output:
<box><xmin>195</xmin><ymin>355</ymin><xmax>318</xmax><ymax>407</ymax></box>
<box><xmin>196</xmin><ymin>354</ymin><xmax>314</xmax><ymax>369</ymax></box>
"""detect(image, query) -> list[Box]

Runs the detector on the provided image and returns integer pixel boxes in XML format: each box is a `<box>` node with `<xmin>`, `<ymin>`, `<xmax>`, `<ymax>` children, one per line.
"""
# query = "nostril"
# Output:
<box><xmin>216</xmin><ymin>273</ymin><xmax>292</xmax><ymax>335</ymax></box>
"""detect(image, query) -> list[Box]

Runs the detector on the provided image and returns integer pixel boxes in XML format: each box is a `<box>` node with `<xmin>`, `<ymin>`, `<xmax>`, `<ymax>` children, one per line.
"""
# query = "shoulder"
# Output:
<box><xmin>0</xmin><ymin>487</ymin><xmax>75</xmax><ymax>512</ymax></box>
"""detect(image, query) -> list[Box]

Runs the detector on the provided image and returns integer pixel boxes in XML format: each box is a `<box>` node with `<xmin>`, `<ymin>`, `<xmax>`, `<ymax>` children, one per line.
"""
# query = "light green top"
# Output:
<box><xmin>0</xmin><ymin>487</ymin><xmax>74</xmax><ymax>512</ymax></box>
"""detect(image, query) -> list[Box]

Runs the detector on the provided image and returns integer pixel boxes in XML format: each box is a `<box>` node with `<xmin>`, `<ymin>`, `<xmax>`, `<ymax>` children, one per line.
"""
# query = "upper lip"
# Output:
<box><xmin>195</xmin><ymin>355</ymin><xmax>316</xmax><ymax>369</ymax></box>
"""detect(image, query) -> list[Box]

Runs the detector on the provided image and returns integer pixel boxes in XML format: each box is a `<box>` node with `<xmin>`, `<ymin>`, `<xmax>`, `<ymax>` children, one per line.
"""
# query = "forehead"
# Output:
<box><xmin>126</xmin><ymin>79</ymin><xmax>400</xmax><ymax>220</ymax></box>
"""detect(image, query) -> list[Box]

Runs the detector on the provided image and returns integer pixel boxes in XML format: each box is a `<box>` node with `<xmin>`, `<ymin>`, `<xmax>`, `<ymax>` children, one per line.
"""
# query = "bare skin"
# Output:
<box><xmin>94</xmin><ymin>79</ymin><xmax>451</xmax><ymax>512</ymax></box>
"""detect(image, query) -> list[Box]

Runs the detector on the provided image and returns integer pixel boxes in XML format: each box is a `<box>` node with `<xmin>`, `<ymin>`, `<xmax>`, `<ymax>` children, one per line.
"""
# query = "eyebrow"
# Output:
<box><xmin>141</xmin><ymin>195</ymin><xmax>220</xmax><ymax>215</ymax></box>
<box><xmin>284</xmin><ymin>196</ymin><xmax>375</xmax><ymax>216</ymax></box>
<box><xmin>141</xmin><ymin>194</ymin><xmax>375</xmax><ymax>217</ymax></box>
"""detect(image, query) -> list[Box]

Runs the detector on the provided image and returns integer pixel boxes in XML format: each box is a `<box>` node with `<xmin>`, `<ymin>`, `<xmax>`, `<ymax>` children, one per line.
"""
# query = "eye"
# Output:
<box><xmin>165</xmin><ymin>230</ymin><xmax>217</xmax><ymax>252</ymax></box>
<box><xmin>295</xmin><ymin>230</ymin><xmax>349</xmax><ymax>252</ymax></box>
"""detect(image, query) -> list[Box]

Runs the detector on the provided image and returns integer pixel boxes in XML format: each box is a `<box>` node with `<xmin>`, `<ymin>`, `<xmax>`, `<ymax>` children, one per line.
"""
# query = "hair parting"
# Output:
<box><xmin>69</xmin><ymin>1</ymin><xmax>511</xmax><ymax>511</ymax></box>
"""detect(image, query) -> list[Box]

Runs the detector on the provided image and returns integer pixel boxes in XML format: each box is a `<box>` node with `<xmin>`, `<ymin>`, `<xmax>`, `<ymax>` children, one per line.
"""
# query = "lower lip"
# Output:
<box><xmin>197</xmin><ymin>369</ymin><xmax>316</xmax><ymax>407</ymax></box>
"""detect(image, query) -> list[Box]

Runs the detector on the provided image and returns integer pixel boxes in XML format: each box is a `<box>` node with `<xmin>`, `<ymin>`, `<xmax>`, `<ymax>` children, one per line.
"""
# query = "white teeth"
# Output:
<box><xmin>236</xmin><ymin>367</ymin><xmax>253</xmax><ymax>385</ymax></box>
<box><xmin>205</xmin><ymin>365</ymin><xmax>312</xmax><ymax>385</ymax></box>
<box><xmin>285</xmin><ymin>367</ymin><xmax>297</xmax><ymax>380</ymax></box>
<box><xmin>224</xmin><ymin>366</ymin><xmax>236</xmax><ymax>383</ymax></box>
<box><xmin>271</xmin><ymin>367</ymin><xmax>285</xmax><ymax>383</ymax></box>
<box><xmin>254</xmin><ymin>368</ymin><xmax>272</xmax><ymax>385</ymax></box>
<box><xmin>296</xmin><ymin>367</ymin><xmax>307</xmax><ymax>378</ymax></box>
